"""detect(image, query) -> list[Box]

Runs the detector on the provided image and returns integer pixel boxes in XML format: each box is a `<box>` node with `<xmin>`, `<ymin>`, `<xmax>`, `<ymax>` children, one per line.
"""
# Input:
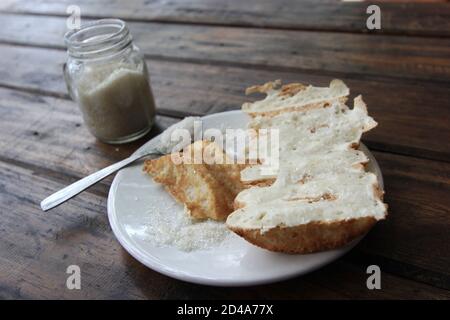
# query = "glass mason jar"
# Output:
<box><xmin>64</xmin><ymin>19</ymin><xmax>156</xmax><ymax>144</ymax></box>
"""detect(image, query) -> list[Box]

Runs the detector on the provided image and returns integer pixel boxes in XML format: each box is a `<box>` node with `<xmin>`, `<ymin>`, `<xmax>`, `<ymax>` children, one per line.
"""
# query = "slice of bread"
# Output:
<box><xmin>144</xmin><ymin>140</ymin><xmax>245</xmax><ymax>221</ymax></box>
<box><xmin>241</xmin><ymin>96</ymin><xmax>376</xmax><ymax>183</ymax></box>
<box><xmin>226</xmin><ymin>80</ymin><xmax>387</xmax><ymax>254</ymax></box>
<box><xmin>227</xmin><ymin>171</ymin><xmax>385</xmax><ymax>253</ymax></box>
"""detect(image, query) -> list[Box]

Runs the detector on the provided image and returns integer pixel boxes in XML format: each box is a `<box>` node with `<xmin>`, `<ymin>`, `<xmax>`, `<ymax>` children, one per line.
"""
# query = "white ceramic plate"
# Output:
<box><xmin>108</xmin><ymin>110</ymin><xmax>383</xmax><ymax>286</ymax></box>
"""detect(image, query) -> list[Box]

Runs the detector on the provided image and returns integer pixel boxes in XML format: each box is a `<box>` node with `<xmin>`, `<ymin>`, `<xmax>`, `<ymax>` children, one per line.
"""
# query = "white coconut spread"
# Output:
<box><xmin>240</xmin><ymin>99</ymin><xmax>375</xmax><ymax>182</ymax></box>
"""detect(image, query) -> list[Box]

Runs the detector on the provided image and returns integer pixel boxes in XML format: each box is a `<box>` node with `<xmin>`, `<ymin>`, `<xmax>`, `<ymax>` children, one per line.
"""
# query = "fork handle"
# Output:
<box><xmin>40</xmin><ymin>152</ymin><xmax>148</xmax><ymax>211</ymax></box>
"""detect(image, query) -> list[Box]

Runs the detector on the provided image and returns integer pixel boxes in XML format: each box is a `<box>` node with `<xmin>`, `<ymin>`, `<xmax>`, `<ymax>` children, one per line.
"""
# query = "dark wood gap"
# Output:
<box><xmin>0</xmin><ymin>82</ymin><xmax>69</xmax><ymax>100</ymax></box>
<box><xmin>156</xmin><ymin>107</ymin><xmax>201</xmax><ymax>119</ymax></box>
<box><xmin>0</xmin><ymin>81</ymin><xmax>189</xmax><ymax>121</ymax></box>
<box><xmin>141</xmin><ymin>54</ymin><xmax>450</xmax><ymax>90</ymax></box>
<box><xmin>0</xmin><ymin>40</ymin><xmax>62</xmax><ymax>51</ymax></box>
<box><xmin>363</xmin><ymin>141</ymin><xmax>450</xmax><ymax>165</ymax></box>
<box><xmin>141</xmin><ymin>54</ymin><xmax>450</xmax><ymax>87</ymax></box>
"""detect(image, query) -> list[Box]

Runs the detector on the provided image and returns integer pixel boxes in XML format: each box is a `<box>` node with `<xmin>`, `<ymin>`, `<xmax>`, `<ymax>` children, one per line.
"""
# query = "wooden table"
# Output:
<box><xmin>0</xmin><ymin>0</ymin><xmax>449</xmax><ymax>299</ymax></box>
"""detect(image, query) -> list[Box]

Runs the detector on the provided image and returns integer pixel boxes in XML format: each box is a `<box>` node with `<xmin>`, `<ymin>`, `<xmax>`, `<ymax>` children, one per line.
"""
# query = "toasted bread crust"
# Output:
<box><xmin>244</xmin><ymin>179</ymin><xmax>276</xmax><ymax>187</ymax></box>
<box><xmin>228</xmin><ymin>216</ymin><xmax>378</xmax><ymax>254</ymax></box>
<box><xmin>245</xmin><ymin>98</ymin><xmax>348</xmax><ymax>118</ymax></box>
<box><xmin>144</xmin><ymin>141</ymin><xmax>245</xmax><ymax>221</ymax></box>
<box><xmin>245</xmin><ymin>79</ymin><xmax>282</xmax><ymax>95</ymax></box>
<box><xmin>278</xmin><ymin>83</ymin><xmax>308</xmax><ymax>97</ymax></box>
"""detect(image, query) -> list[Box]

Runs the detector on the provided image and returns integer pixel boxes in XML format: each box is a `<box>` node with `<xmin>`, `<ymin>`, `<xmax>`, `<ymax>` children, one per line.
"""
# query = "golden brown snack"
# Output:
<box><xmin>228</xmin><ymin>217</ymin><xmax>377</xmax><ymax>254</ymax></box>
<box><xmin>144</xmin><ymin>141</ymin><xmax>245</xmax><ymax>221</ymax></box>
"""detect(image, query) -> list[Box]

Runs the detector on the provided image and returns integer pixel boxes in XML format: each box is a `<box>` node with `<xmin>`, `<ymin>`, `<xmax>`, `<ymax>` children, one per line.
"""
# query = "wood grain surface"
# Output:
<box><xmin>1</xmin><ymin>0</ymin><xmax>450</xmax><ymax>36</ymax></box>
<box><xmin>0</xmin><ymin>0</ymin><xmax>449</xmax><ymax>299</ymax></box>
<box><xmin>1</xmin><ymin>13</ymin><xmax>450</xmax><ymax>83</ymax></box>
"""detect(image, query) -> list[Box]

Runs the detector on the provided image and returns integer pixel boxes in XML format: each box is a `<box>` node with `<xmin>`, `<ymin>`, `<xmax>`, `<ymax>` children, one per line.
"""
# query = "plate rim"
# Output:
<box><xmin>107</xmin><ymin>110</ymin><xmax>383</xmax><ymax>286</ymax></box>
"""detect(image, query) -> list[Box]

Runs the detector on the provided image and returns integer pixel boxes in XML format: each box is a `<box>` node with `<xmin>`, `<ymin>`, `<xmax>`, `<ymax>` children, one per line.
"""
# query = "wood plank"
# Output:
<box><xmin>1</xmin><ymin>0</ymin><xmax>450</xmax><ymax>36</ymax></box>
<box><xmin>0</xmin><ymin>159</ymin><xmax>449</xmax><ymax>299</ymax></box>
<box><xmin>0</xmin><ymin>87</ymin><xmax>449</xmax><ymax>288</ymax></box>
<box><xmin>357</xmin><ymin>150</ymin><xmax>450</xmax><ymax>289</ymax></box>
<box><xmin>1</xmin><ymin>13</ymin><xmax>450</xmax><ymax>82</ymax></box>
<box><xmin>0</xmin><ymin>44</ymin><xmax>449</xmax><ymax>162</ymax></box>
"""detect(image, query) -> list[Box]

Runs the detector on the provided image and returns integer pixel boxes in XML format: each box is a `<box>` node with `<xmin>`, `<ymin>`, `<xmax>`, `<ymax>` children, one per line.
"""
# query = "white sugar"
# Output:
<box><xmin>143</xmin><ymin>202</ymin><xmax>232</xmax><ymax>252</ymax></box>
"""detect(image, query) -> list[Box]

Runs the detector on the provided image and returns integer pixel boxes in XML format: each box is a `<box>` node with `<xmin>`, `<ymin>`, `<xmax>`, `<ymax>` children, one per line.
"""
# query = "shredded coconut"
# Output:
<box><xmin>142</xmin><ymin>201</ymin><xmax>232</xmax><ymax>251</ymax></box>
